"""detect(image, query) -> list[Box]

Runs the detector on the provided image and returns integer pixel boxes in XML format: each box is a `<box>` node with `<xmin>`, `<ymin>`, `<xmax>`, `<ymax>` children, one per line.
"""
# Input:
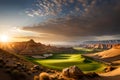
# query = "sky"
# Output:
<box><xmin>0</xmin><ymin>0</ymin><xmax>120</xmax><ymax>45</ymax></box>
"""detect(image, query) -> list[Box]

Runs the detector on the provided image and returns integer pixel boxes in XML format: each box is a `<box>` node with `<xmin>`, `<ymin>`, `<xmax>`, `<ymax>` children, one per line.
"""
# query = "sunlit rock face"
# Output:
<box><xmin>37</xmin><ymin>66</ymin><xmax>100</xmax><ymax>80</ymax></box>
<box><xmin>112</xmin><ymin>44</ymin><xmax>120</xmax><ymax>49</ymax></box>
<box><xmin>20</xmin><ymin>39</ymin><xmax>41</xmax><ymax>55</ymax></box>
<box><xmin>0</xmin><ymin>39</ymin><xmax>48</xmax><ymax>55</ymax></box>
<box><xmin>82</xmin><ymin>44</ymin><xmax>120</xmax><ymax>49</ymax></box>
<box><xmin>82</xmin><ymin>40</ymin><xmax>120</xmax><ymax>49</ymax></box>
<box><xmin>97</xmin><ymin>44</ymin><xmax>120</xmax><ymax>58</ymax></box>
<box><xmin>10</xmin><ymin>39</ymin><xmax>55</xmax><ymax>55</ymax></box>
<box><xmin>0</xmin><ymin>39</ymin><xmax>76</xmax><ymax>55</ymax></box>
<box><xmin>0</xmin><ymin>49</ymin><xmax>34</xmax><ymax>80</ymax></box>
<box><xmin>62</xmin><ymin>65</ymin><xmax>84</xmax><ymax>79</ymax></box>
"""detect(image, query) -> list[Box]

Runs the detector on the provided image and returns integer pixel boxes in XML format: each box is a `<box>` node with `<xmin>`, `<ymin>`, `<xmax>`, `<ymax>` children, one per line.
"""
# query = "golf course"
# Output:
<box><xmin>26</xmin><ymin>53</ymin><xmax>106</xmax><ymax>73</ymax></box>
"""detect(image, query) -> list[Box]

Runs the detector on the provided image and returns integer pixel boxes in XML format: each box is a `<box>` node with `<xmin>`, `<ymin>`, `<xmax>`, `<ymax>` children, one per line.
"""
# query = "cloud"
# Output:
<box><xmin>23</xmin><ymin>4</ymin><xmax>120</xmax><ymax>36</ymax></box>
<box><xmin>23</xmin><ymin>0</ymin><xmax>120</xmax><ymax>41</ymax></box>
<box><xmin>26</xmin><ymin>0</ymin><xmax>97</xmax><ymax>17</ymax></box>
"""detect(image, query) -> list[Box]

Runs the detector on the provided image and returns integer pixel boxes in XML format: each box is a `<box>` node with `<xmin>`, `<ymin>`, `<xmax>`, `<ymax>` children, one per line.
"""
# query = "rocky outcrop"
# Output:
<box><xmin>62</xmin><ymin>66</ymin><xmax>84</xmax><ymax>79</ymax></box>
<box><xmin>0</xmin><ymin>49</ymin><xmax>33</xmax><ymax>80</ymax></box>
<box><xmin>104</xmin><ymin>66</ymin><xmax>115</xmax><ymax>72</ymax></box>
<box><xmin>83</xmin><ymin>40</ymin><xmax>120</xmax><ymax>44</ymax></box>
<box><xmin>0</xmin><ymin>39</ymin><xmax>76</xmax><ymax>56</ymax></box>
<box><xmin>82</xmin><ymin>44</ymin><xmax>113</xmax><ymax>49</ymax></box>
<box><xmin>20</xmin><ymin>39</ymin><xmax>42</xmax><ymax>55</ymax></box>
<box><xmin>36</xmin><ymin>66</ymin><xmax>100</xmax><ymax>80</ymax></box>
<box><xmin>0</xmin><ymin>49</ymin><xmax>52</xmax><ymax>80</ymax></box>
<box><xmin>96</xmin><ymin>44</ymin><xmax>120</xmax><ymax>59</ymax></box>
<box><xmin>79</xmin><ymin>43</ymin><xmax>120</xmax><ymax>50</ymax></box>
<box><xmin>112</xmin><ymin>44</ymin><xmax>120</xmax><ymax>49</ymax></box>
<box><xmin>80</xmin><ymin>40</ymin><xmax>120</xmax><ymax>49</ymax></box>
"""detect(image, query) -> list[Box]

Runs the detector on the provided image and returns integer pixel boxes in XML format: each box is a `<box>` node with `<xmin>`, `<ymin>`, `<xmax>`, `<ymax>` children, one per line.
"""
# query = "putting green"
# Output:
<box><xmin>27</xmin><ymin>54</ymin><xmax>106</xmax><ymax>73</ymax></box>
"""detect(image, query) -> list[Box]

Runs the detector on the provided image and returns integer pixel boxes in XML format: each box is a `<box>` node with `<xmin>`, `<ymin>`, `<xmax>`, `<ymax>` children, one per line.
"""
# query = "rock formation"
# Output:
<box><xmin>80</xmin><ymin>40</ymin><xmax>120</xmax><ymax>49</ymax></box>
<box><xmin>96</xmin><ymin>44</ymin><xmax>120</xmax><ymax>59</ymax></box>
<box><xmin>0</xmin><ymin>39</ymin><xmax>76</xmax><ymax>56</ymax></box>
<box><xmin>83</xmin><ymin>44</ymin><xmax>120</xmax><ymax>69</ymax></box>
<box><xmin>62</xmin><ymin>65</ymin><xmax>84</xmax><ymax>79</ymax></box>
<box><xmin>0</xmin><ymin>48</ymin><xmax>57</xmax><ymax>80</ymax></box>
<box><xmin>36</xmin><ymin>66</ymin><xmax>100</xmax><ymax>80</ymax></box>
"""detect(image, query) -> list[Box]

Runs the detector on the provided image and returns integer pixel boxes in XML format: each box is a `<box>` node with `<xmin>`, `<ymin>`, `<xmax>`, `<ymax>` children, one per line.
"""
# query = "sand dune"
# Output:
<box><xmin>96</xmin><ymin>48</ymin><xmax>120</xmax><ymax>58</ymax></box>
<box><xmin>100</xmin><ymin>67</ymin><xmax>120</xmax><ymax>76</ymax></box>
<box><xmin>100</xmin><ymin>67</ymin><xmax>120</xmax><ymax>80</ymax></box>
<box><xmin>83</xmin><ymin>45</ymin><xmax>120</xmax><ymax>80</ymax></box>
<box><xmin>95</xmin><ymin>45</ymin><xmax>120</xmax><ymax>80</ymax></box>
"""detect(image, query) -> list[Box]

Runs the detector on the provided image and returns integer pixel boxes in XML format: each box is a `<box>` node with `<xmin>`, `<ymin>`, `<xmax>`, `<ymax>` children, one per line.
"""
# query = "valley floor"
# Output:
<box><xmin>26</xmin><ymin>53</ymin><xmax>106</xmax><ymax>73</ymax></box>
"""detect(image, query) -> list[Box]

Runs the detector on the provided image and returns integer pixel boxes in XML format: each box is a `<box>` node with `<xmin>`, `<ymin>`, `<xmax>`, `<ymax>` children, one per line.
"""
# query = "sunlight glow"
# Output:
<box><xmin>0</xmin><ymin>35</ymin><xmax>9</xmax><ymax>42</ymax></box>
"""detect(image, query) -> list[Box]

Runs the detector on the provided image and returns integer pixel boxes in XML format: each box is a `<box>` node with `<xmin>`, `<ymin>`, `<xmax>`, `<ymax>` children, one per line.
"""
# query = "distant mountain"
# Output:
<box><xmin>96</xmin><ymin>44</ymin><xmax>120</xmax><ymax>58</ymax></box>
<box><xmin>79</xmin><ymin>40</ymin><xmax>120</xmax><ymax>49</ymax></box>
<box><xmin>83</xmin><ymin>40</ymin><xmax>120</xmax><ymax>44</ymax></box>
<box><xmin>0</xmin><ymin>39</ymin><xmax>76</xmax><ymax>55</ymax></box>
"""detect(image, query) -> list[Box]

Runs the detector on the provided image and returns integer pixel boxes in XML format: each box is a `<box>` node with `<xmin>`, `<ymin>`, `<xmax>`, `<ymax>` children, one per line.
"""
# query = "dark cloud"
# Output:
<box><xmin>23</xmin><ymin>0</ymin><xmax>120</xmax><ymax>41</ymax></box>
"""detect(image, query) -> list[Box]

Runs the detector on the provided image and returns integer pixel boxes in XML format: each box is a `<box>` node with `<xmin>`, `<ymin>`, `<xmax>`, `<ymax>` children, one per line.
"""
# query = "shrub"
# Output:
<box><xmin>10</xmin><ymin>70</ymin><xmax>27</xmax><ymax>80</ymax></box>
<box><xmin>34</xmin><ymin>76</ymin><xmax>39</xmax><ymax>80</ymax></box>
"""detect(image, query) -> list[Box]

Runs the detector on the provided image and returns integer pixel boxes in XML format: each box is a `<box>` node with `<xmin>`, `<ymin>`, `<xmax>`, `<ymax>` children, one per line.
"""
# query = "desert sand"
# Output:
<box><xmin>83</xmin><ymin>45</ymin><xmax>120</xmax><ymax>80</ymax></box>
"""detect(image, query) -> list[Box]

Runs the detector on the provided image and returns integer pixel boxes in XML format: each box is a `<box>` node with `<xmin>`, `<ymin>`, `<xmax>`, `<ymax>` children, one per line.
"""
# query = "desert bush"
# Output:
<box><xmin>10</xmin><ymin>70</ymin><xmax>27</xmax><ymax>80</ymax></box>
<box><xmin>34</xmin><ymin>76</ymin><xmax>39</xmax><ymax>80</ymax></box>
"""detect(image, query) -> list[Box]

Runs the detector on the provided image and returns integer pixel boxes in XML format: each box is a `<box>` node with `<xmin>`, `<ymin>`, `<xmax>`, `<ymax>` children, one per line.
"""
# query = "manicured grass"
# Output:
<box><xmin>73</xmin><ymin>47</ymin><xmax>94</xmax><ymax>52</ymax></box>
<box><xmin>26</xmin><ymin>54</ymin><xmax>106</xmax><ymax>73</ymax></box>
<box><xmin>73</xmin><ymin>47</ymin><xmax>104</xmax><ymax>53</ymax></box>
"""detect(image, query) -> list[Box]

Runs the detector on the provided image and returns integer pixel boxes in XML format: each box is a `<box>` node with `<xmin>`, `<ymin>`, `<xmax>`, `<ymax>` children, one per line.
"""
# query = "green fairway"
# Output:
<box><xmin>26</xmin><ymin>54</ymin><xmax>106</xmax><ymax>73</ymax></box>
<box><xmin>73</xmin><ymin>47</ymin><xmax>103</xmax><ymax>53</ymax></box>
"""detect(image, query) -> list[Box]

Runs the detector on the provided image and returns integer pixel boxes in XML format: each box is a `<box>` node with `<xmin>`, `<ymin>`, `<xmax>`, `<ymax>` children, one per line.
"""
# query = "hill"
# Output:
<box><xmin>79</xmin><ymin>40</ymin><xmax>120</xmax><ymax>49</ymax></box>
<box><xmin>83</xmin><ymin>44</ymin><xmax>120</xmax><ymax>80</ymax></box>
<box><xmin>0</xmin><ymin>39</ymin><xmax>76</xmax><ymax>55</ymax></box>
<box><xmin>83</xmin><ymin>40</ymin><xmax>120</xmax><ymax>44</ymax></box>
<box><xmin>95</xmin><ymin>44</ymin><xmax>120</xmax><ymax>66</ymax></box>
<box><xmin>0</xmin><ymin>48</ymin><xmax>55</xmax><ymax>80</ymax></box>
<box><xmin>83</xmin><ymin>44</ymin><xmax>120</xmax><ymax>65</ymax></box>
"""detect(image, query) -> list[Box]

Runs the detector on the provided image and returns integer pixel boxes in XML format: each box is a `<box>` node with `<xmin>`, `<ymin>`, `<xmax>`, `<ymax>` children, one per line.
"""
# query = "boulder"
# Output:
<box><xmin>33</xmin><ymin>65</ymin><xmax>40</xmax><ymax>70</ymax></box>
<box><xmin>39</xmin><ymin>72</ymin><xmax>50</xmax><ymax>80</ymax></box>
<box><xmin>62</xmin><ymin>65</ymin><xmax>84</xmax><ymax>79</ymax></box>
<box><xmin>62</xmin><ymin>68</ymin><xmax>69</xmax><ymax>77</ymax></box>
<box><xmin>104</xmin><ymin>66</ymin><xmax>115</xmax><ymax>72</ymax></box>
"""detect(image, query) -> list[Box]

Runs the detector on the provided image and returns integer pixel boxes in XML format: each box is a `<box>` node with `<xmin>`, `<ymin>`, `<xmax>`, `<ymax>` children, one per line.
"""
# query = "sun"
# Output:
<box><xmin>0</xmin><ymin>35</ymin><xmax>9</xmax><ymax>42</ymax></box>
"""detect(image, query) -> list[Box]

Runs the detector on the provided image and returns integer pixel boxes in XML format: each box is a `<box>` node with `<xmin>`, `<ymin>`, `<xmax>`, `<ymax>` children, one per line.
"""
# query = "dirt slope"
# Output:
<box><xmin>83</xmin><ymin>45</ymin><xmax>120</xmax><ymax>80</ymax></box>
<box><xmin>0</xmin><ymin>49</ymin><xmax>40</xmax><ymax>80</ymax></box>
<box><xmin>96</xmin><ymin>46</ymin><xmax>120</xmax><ymax>59</ymax></box>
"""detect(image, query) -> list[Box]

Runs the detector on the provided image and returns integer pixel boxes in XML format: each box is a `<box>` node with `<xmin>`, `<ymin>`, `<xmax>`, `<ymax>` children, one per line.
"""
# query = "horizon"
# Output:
<box><xmin>0</xmin><ymin>39</ymin><xmax>120</xmax><ymax>47</ymax></box>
